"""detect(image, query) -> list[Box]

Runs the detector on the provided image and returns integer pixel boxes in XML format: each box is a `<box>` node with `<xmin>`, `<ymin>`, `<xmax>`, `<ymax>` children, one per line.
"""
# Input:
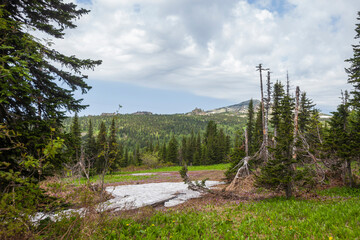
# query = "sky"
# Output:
<box><xmin>53</xmin><ymin>0</ymin><xmax>359</xmax><ymax>115</ymax></box>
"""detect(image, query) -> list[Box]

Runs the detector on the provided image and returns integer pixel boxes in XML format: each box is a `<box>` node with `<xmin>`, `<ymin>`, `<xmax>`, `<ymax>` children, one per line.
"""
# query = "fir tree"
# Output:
<box><xmin>0</xmin><ymin>0</ymin><xmax>101</xmax><ymax>182</ymax></box>
<box><xmin>270</xmin><ymin>81</ymin><xmax>285</xmax><ymax>145</ymax></box>
<box><xmin>257</xmin><ymin>94</ymin><xmax>296</xmax><ymax>198</ymax></box>
<box><xmin>298</xmin><ymin>92</ymin><xmax>315</xmax><ymax>133</ymax></box>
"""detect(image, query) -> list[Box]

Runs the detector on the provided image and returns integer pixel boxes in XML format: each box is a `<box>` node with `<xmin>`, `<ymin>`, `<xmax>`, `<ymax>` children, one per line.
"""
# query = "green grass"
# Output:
<box><xmin>74</xmin><ymin>163</ymin><xmax>230</xmax><ymax>184</ymax></box>
<box><xmin>47</xmin><ymin>187</ymin><xmax>360</xmax><ymax>239</ymax></box>
<box><xmin>116</xmin><ymin>163</ymin><xmax>230</xmax><ymax>175</ymax></box>
<box><xmin>318</xmin><ymin>186</ymin><xmax>360</xmax><ymax>197</ymax></box>
<box><xmin>74</xmin><ymin>163</ymin><xmax>229</xmax><ymax>185</ymax></box>
<box><xmin>76</xmin><ymin>174</ymin><xmax>157</xmax><ymax>185</ymax></box>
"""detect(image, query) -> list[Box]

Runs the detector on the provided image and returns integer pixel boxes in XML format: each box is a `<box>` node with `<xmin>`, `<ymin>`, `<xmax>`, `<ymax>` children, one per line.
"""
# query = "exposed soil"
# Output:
<box><xmin>106</xmin><ymin>170</ymin><xmax>226</xmax><ymax>187</ymax></box>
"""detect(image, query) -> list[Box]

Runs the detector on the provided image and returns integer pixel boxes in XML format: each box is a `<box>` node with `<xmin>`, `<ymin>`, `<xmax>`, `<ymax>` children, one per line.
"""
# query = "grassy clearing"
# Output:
<box><xmin>73</xmin><ymin>163</ymin><xmax>229</xmax><ymax>185</ymax></box>
<box><xmin>116</xmin><ymin>163</ymin><xmax>230</xmax><ymax>175</ymax></box>
<box><xmin>76</xmin><ymin>174</ymin><xmax>158</xmax><ymax>185</ymax></box>
<box><xmin>43</xmin><ymin>187</ymin><xmax>360</xmax><ymax>239</ymax></box>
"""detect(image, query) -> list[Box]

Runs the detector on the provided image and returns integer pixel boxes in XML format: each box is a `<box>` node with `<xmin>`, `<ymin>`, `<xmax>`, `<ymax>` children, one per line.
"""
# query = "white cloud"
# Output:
<box><xmin>52</xmin><ymin>0</ymin><xmax>360</xmax><ymax>112</ymax></box>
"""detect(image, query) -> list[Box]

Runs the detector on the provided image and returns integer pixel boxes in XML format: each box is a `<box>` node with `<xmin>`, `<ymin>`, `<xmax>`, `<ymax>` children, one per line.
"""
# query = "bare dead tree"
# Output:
<box><xmin>245</xmin><ymin>128</ymin><xmax>249</xmax><ymax>157</ymax></box>
<box><xmin>292</xmin><ymin>86</ymin><xmax>300</xmax><ymax>159</ymax></box>
<box><xmin>286</xmin><ymin>71</ymin><xmax>290</xmax><ymax>96</ymax></box>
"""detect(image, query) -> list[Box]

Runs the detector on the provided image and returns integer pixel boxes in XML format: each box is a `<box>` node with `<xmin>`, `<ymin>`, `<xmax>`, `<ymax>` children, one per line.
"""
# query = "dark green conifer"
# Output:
<box><xmin>166</xmin><ymin>135</ymin><xmax>178</xmax><ymax>164</ymax></box>
<box><xmin>257</xmin><ymin>94</ymin><xmax>296</xmax><ymax>198</ymax></box>
<box><xmin>70</xmin><ymin>113</ymin><xmax>81</xmax><ymax>161</ymax></box>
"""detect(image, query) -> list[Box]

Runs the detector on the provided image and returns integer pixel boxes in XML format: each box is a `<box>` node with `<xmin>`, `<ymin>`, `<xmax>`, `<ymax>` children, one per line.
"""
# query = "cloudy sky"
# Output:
<box><xmin>54</xmin><ymin>0</ymin><xmax>359</xmax><ymax>115</ymax></box>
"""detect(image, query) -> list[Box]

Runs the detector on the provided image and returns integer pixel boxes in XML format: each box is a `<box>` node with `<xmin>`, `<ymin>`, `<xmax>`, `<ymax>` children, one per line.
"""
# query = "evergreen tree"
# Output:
<box><xmin>246</xmin><ymin>99</ymin><xmax>255</xmax><ymax>154</ymax></box>
<box><xmin>0</xmin><ymin>0</ymin><xmax>101</xmax><ymax>183</ymax></box>
<box><xmin>270</xmin><ymin>81</ymin><xmax>285</xmax><ymax>144</ymax></box>
<box><xmin>298</xmin><ymin>92</ymin><xmax>315</xmax><ymax>133</ymax></box>
<box><xmin>326</xmin><ymin>93</ymin><xmax>354</xmax><ymax>187</ymax></box>
<box><xmin>70</xmin><ymin>113</ymin><xmax>81</xmax><ymax>161</ymax></box>
<box><xmin>181</xmin><ymin>136</ymin><xmax>187</xmax><ymax>164</ymax></box>
<box><xmin>345</xmin><ymin>11</ymin><xmax>360</xmax><ymax>165</ymax></box>
<box><xmin>85</xmin><ymin>119</ymin><xmax>97</xmax><ymax>174</ymax></box>
<box><xmin>253</xmin><ymin>109</ymin><xmax>263</xmax><ymax>152</ymax></box>
<box><xmin>108</xmin><ymin>118</ymin><xmax>118</xmax><ymax>172</ymax></box>
<box><xmin>193</xmin><ymin>132</ymin><xmax>202</xmax><ymax>165</ymax></box>
<box><xmin>96</xmin><ymin>121</ymin><xmax>107</xmax><ymax>173</ymax></box>
<box><xmin>166</xmin><ymin>135</ymin><xmax>178</xmax><ymax>164</ymax></box>
<box><xmin>345</xmin><ymin>11</ymin><xmax>360</xmax><ymax>110</ymax></box>
<box><xmin>160</xmin><ymin>142</ymin><xmax>167</xmax><ymax>162</ymax></box>
<box><xmin>257</xmin><ymin>94</ymin><xmax>296</xmax><ymax>198</ymax></box>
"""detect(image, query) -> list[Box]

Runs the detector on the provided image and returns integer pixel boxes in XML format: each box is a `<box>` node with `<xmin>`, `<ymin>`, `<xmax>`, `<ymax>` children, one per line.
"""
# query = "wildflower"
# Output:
<box><xmin>151</xmin><ymin>224</ymin><xmax>155</xmax><ymax>227</ymax></box>
<box><xmin>289</xmin><ymin>226</ymin><xmax>292</xmax><ymax>230</ymax></box>
<box><xmin>270</xmin><ymin>220</ymin><xmax>272</xmax><ymax>224</ymax></box>
<box><xmin>329</xmin><ymin>237</ymin><xmax>333</xmax><ymax>240</ymax></box>
<box><xmin>126</xmin><ymin>224</ymin><xmax>129</xmax><ymax>226</ymax></box>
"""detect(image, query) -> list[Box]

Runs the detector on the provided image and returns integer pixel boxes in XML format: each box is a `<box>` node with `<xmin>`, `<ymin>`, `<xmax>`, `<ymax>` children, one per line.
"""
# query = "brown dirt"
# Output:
<box><xmin>105</xmin><ymin>170</ymin><xmax>226</xmax><ymax>187</ymax></box>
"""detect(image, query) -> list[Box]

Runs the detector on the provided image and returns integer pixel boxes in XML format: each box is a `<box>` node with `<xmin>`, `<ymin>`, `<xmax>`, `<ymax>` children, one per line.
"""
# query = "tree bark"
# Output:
<box><xmin>292</xmin><ymin>86</ymin><xmax>300</xmax><ymax>159</ymax></box>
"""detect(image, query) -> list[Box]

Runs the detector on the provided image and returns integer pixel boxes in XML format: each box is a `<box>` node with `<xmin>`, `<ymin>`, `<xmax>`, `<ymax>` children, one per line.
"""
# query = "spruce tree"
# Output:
<box><xmin>0</xmin><ymin>0</ymin><xmax>101</xmax><ymax>182</ymax></box>
<box><xmin>257</xmin><ymin>94</ymin><xmax>296</xmax><ymax>198</ymax></box>
<box><xmin>345</xmin><ymin>11</ymin><xmax>360</xmax><ymax>110</ymax></box>
<box><xmin>326</xmin><ymin>93</ymin><xmax>354</xmax><ymax>186</ymax></box>
<box><xmin>345</xmin><ymin>11</ymin><xmax>360</xmax><ymax>164</ymax></box>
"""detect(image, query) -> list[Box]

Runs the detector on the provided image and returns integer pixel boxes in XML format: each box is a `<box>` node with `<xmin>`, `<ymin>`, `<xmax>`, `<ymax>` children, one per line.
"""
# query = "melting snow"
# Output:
<box><xmin>103</xmin><ymin>181</ymin><xmax>222</xmax><ymax>210</ymax></box>
<box><xmin>33</xmin><ymin>181</ymin><xmax>222</xmax><ymax>222</ymax></box>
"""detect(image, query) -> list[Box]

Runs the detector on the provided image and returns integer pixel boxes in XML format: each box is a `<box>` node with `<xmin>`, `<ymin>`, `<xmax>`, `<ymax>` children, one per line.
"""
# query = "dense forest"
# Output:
<box><xmin>1</xmin><ymin>0</ymin><xmax>360</xmax><ymax>239</ymax></box>
<box><xmin>62</xmin><ymin>113</ymin><xmax>246</xmax><ymax>151</ymax></box>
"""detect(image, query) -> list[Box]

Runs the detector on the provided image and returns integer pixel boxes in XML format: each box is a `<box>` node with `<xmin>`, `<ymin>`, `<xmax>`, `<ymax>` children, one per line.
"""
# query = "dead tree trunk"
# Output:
<box><xmin>245</xmin><ymin>128</ymin><xmax>249</xmax><ymax>157</ymax></box>
<box><xmin>292</xmin><ymin>86</ymin><xmax>300</xmax><ymax>160</ymax></box>
<box><xmin>264</xmin><ymin>71</ymin><xmax>271</xmax><ymax>160</ymax></box>
<box><xmin>256</xmin><ymin>64</ymin><xmax>269</xmax><ymax>162</ymax></box>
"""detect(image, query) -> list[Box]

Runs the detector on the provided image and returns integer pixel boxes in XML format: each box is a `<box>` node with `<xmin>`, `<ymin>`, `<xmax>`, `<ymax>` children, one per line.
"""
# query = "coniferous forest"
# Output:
<box><xmin>1</xmin><ymin>0</ymin><xmax>360</xmax><ymax>239</ymax></box>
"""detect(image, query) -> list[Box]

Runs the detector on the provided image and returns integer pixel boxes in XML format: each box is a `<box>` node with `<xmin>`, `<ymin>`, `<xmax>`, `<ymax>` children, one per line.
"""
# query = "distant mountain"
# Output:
<box><xmin>188</xmin><ymin>99</ymin><xmax>260</xmax><ymax>115</ymax></box>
